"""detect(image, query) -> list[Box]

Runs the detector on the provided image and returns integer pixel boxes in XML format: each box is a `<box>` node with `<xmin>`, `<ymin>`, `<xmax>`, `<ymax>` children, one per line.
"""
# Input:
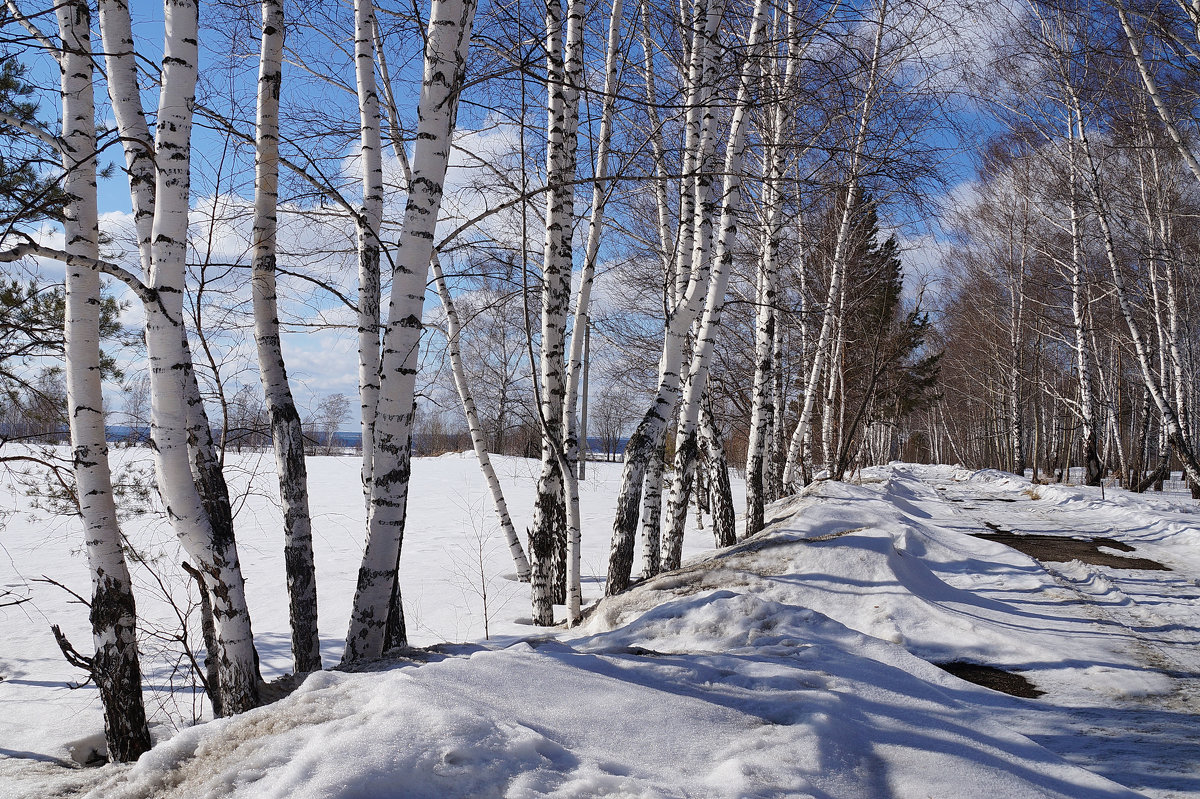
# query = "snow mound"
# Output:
<box><xmin>77</xmin><ymin>469</ymin><xmax>1153</xmax><ymax>799</ymax></box>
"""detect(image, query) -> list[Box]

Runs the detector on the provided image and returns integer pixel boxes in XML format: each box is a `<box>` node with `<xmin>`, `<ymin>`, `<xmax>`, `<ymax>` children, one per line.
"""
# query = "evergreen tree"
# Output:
<box><xmin>0</xmin><ymin>50</ymin><xmax>66</xmax><ymax>231</ymax></box>
<box><xmin>819</xmin><ymin>193</ymin><xmax>940</xmax><ymax>477</ymax></box>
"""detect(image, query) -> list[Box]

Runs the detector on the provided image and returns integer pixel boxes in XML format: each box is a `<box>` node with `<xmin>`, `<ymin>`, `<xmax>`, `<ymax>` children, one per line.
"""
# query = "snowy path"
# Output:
<box><xmin>924</xmin><ymin>472</ymin><xmax>1200</xmax><ymax>799</ymax></box>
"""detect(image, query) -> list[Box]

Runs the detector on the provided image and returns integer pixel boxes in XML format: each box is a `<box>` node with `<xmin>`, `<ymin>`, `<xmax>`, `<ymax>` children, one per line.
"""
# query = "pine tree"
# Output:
<box><xmin>820</xmin><ymin>193</ymin><xmax>939</xmax><ymax>478</ymax></box>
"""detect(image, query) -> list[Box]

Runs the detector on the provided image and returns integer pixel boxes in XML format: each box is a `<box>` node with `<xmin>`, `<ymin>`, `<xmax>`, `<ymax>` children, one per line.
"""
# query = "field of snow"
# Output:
<box><xmin>0</xmin><ymin>448</ymin><xmax>733</xmax><ymax>794</ymax></box>
<box><xmin>3</xmin><ymin>454</ymin><xmax>1200</xmax><ymax>797</ymax></box>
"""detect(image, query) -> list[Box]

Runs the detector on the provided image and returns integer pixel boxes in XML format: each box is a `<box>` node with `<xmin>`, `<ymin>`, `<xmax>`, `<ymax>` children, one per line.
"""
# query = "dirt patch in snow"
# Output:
<box><xmin>972</xmin><ymin>528</ymin><xmax>1169</xmax><ymax>570</ymax></box>
<box><xmin>936</xmin><ymin>662</ymin><xmax>1046</xmax><ymax>698</ymax></box>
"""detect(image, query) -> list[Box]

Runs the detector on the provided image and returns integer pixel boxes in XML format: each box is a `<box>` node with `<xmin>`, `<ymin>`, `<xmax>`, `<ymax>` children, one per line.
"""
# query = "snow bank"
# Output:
<box><xmin>73</xmin><ymin>467</ymin><xmax>1163</xmax><ymax>799</ymax></box>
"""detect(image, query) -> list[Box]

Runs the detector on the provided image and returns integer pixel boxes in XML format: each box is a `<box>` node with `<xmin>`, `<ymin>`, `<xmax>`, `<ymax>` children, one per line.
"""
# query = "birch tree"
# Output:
<box><xmin>251</xmin><ymin>0</ymin><xmax>321</xmax><ymax>674</ymax></box>
<box><xmin>98</xmin><ymin>0</ymin><xmax>262</xmax><ymax>714</ymax></box>
<box><xmin>0</xmin><ymin>0</ymin><xmax>156</xmax><ymax>760</ymax></box>
<box><xmin>344</xmin><ymin>0</ymin><xmax>479</xmax><ymax>662</ymax></box>
<box><xmin>527</xmin><ymin>0</ymin><xmax>586</xmax><ymax>625</ymax></box>
<box><xmin>782</xmin><ymin>1</ymin><xmax>888</xmax><ymax>490</ymax></box>
<box><xmin>660</xmin><ymin>0</ymin><xmax>770</xmax><ymax>571</ymax></box>
<box><xmin>355</xmin><ymin>0</ymin><xmax>384</xmax><ymax>501</ymax></box>
<box><xmin>606</xmin><ymin>0</ymin><xmax>728</xmax><ymax>595</ymax></box>
<box><xmin>431</xmin><ymin>254</ymin><xmax>532</xmax><ymax>580</ymax></box>
<box><xmin>745</xmin><ymin>0</ymin><xmax>804</xmax><ymax>537</ymax></box>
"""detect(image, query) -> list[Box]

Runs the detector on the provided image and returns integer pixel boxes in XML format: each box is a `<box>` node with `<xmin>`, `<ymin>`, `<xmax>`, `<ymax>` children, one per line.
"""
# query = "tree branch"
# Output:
<box><xmin>0</xmin><ymin>239</ymin><xmax>154</xmax><ymax>302</ymax></box>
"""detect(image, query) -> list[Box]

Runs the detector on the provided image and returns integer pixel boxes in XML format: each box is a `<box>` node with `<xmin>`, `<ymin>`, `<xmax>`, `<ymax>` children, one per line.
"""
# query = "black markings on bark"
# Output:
<box><xmin>53</xmin><ymin>578</ymin><xmax>152</xmax><ymax>761</ymax></box>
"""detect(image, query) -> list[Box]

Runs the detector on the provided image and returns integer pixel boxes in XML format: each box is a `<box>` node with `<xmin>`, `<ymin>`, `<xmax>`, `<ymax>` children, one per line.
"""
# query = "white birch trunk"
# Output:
<box><xmin>344</xmin><ymin>0</ymin><xmax>478</xmax><ymax>661</ymax></box>
<box><xmin>1118</xmin><ymin>8</ymin><xmax>1200</xmax><ymax>186</ymax></box>
<box><xmin>58</xmin><ymin>0</ymin><xmax>151</xmax><ymax>759</ymax></box>
<box><xmin>661</xmin><ymin>0</ymin><xmax>769</xmax><ymax>570</ymax></box>
<box><xmin>605</xmin><ymin>0</ymin><xmax>726</xmax><ymax>593</ymax></box>
<box><xmin>767</xmin><ymin>283</ymin><xmax>787</xmax><ymax>499</ymax></box>
<box><xmin>1072</xmin><ymin>99</ymin><xmax>1200</xmax><ymax>486</ymax></box>
<box><xmin>563</xmin><ymin>0</ymin><xmax>624</xmax><ymax>490</ymax></box>
<box><xmin>431</xmin><ymin>255</ymin><xmax>531</xmax><ymax>580</ymax></box>
<box><xmin>699</xmin><ymin>401</ymin><xmax>735</xmax><ymax>547</ymax></box>
<box><xmin>1067</xmin><ymin>119</ymin><xmax>1101</xmax><ymax>485</ymax></box>
<box><xmin>355</xmin><ymin>0</ymin><xmax>384</xmax><ymax>501</ymax></box>
<box><xmin>530</xmin><ymin>0</ymin><xmax>586</xmax><ymax>624</ymax></box>
<box><xmin>638</xmin><ymin>450</ymin><xmax>664</xmax><ymax>577</ymax></box>
<box><xmin>782</xmin><ymin>9</ymin><xmax>885</xmax><ymax>490</ymax></box>
<box><xmin>746</xmin><ymin>0</ymin><xmax>801</xmax><ymax>535</ymax></box>
<box><xmin>1147</xmin><ymin>145</ymin><xmax>1192</xmax><ymax>439</ymax></box>
<box><xmin>97</xmin><ymin>0</ymin><xmax>241</xmax><ymax>535</ymax></box>
<box><xmin>557</xmin><ymin>0</ymin><xmax>626</xmax><ymax>622</ymax></box>
<box><xmin>639</xmin><ymin>0</ymin><xmax>674</xmax><ymax>276</ymax></box>
<box><xmin>371</xmin><ymin>18</ymin><xmax>528</xmax><ymax>583</ymax></box>
<box><xmin>98</xmin><ymin>0</ymin><xmax>262</xmax><ymax>715</ymax></box>
<box><xmin>251</xmin><ymin>0</ymin><xmax>321</xmax><ymax>673</ymax></box>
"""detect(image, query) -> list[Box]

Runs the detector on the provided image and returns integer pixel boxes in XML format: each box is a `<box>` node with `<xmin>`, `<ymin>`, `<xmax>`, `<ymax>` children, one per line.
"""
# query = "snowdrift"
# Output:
<box><xmin>67</xmin><ymin>466</ymin><xmax>1164</xmax><ymax>799</ymax></box>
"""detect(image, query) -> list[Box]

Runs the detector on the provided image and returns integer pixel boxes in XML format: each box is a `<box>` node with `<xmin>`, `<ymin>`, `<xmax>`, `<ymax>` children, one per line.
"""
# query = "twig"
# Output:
<box><xmin>50</xmin><ymin>624</ymin><xmax>95</xmax><ymax>687</ymax></box>
<box><xmin>34</xmin><ymin>575</ymin><xmax>91</xmax><ymax>608</ymax></box>
<box><xmin>0</xmin><ymin>590</ymin><xmax>31</xmax><ymax>608</ymax></box>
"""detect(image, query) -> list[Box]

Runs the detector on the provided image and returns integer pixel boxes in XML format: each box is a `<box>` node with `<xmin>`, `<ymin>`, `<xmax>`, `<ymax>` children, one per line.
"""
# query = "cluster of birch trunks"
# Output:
<box><xmin>6</xmin><ymin>0</ymin><xmax>1200</xmax><ymax>766</ymax></box>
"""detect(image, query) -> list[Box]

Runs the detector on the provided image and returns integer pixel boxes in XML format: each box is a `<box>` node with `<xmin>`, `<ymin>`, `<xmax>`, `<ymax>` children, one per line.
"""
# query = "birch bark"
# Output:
<box><xmin>431</xmin><ymin>255</ymin><xmax>531</xmax><ymax>580</ymax></box>
<box><xmin>344</xmin><ymin>0</ymin><xmax>478</xmax><ymax>661</ymax></box>
<box><xmin>661</xmin><ymin>0</ymin><xmax>769</xmax><ymax>571</ymax></box>
<box><xmin>355</xmin><ymin>0</ymin><xmax>384</xmax><ymax>501</ymax></box>
<box><xmin>1117</xmin><ymin>8</ymin><xmax>1200</xmax><ymax>186</ymax></box>
<box><xmin>251</xmin><ymin>0</ymin><xmax>321</xmax><ymax>673</ymax></box>
<box><xmin>1071</xmin><ymin>99</ymin><xmax>1200</xmax><ymax>485</ymax></box>
<box><xmin>529</xmin><ymin>0</ymin><xmax>585</xmax><ymax>624</ymax></box>
<box><xmin>371</xmin><ymin>20</ymin><xmax>528</xmax><ymax>584</ymax></box>
<box><xmin>98</xmin><ymin>0</ymin><xmax>262</xmax><ymax>714</ymax></box>
<box><xmin>605</xmin><ymin>0</ymin><xmax>726</xmax><ymax>594</ymax></box>
<box><xmin>562</xmin><ymin>0</ymin><xmax>624</xmax><ymax>512</ymax></box>
<box><xmin>1066</xmin><ymin>119</ymin><xmax>1102</xmax><ymax>486</ymax></box>
<box><xmin>57</xmin><ymin>0</ymin><xmax>151</xmax><ymax>759</ymax></box>
<box><xmin>782</xmin><ymin>8</ymin><xmax>885</xmax><ymax>490</ymax></box>
<box><xmin>746</xmin><ymin>0</ymin><xmax>801</xmax><ymax>537</ymax></box>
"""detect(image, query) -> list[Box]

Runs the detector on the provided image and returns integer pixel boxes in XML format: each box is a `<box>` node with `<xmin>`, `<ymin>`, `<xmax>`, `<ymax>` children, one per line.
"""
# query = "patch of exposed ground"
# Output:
<box><xmin>936</xmin><ymin>662</ymin><xmax>1046</xmax><ymax>698</ymax></box>
<box><xmin>973</xmin><ymin>525</ymin><xmax>1169</xmax><ymax>570</ymax></box>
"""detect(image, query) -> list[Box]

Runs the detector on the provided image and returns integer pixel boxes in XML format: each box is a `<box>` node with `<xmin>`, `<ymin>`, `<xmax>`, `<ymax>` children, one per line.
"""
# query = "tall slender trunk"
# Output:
<box><xmin>252</xmin><ymin>0</ymin><xmax>320</xmax><ymax>674</ymax></box>
<box><xmin>606</xmin><ymin>0</ymin><xmax>727</xmax><ymax>593</ymax></box>
<box><xmin>746</xmin><ymin>3</ymin><xmax>800</xmax><ymax>535</ymax></box>
<box><xmin>782</xmin><ymin>6</ymin><xmax>885</xmax><ymax>490</ymax></box>
<box><xmin>564</xmin><ymin>0</ymin><xmax>623</xmax><ymax>473</ymax></box>
<box><xmin>1072</xmin><ymin>99</ymin><xmax>1200</xmax><ymax>486</ymax></box>
<box><xmin>370</xmin><ymin>20</ymin><xmax>526</xmax><ymax>584</ymax></box>
<box><xmin>431</xmin><ymin>256</ymin><xmax>531</xmax><ymax>579</ymax></box>
<box><xmin>639</xmin><ymin>445</ymin><xmax>665</xmax><ymax>577</ymax></box>
<box><xmin>700</xmin><ymin>401</ymin><xmax>735</xmax><ymax>547</ymax></box>
<box><xmin>58</xmin><ymin>0</ymin><xmax>151</xmax><ymax>760</ymax></box>
<box><xmin>100</xmin><ymin>0</ymin><xmax>262</xmax><ymax>715</ymax></box>
<box><xmin>355</xmin><ymin>0</ymin><xmax>384</xmax><ymax>501</ymax></box>
<box><xmin>661</xmin><ymin>0</ymin><xmax>769</xmax><ymax>570</ymax></box>
<box><xmin>768</xmin><ymin>279</ymin><xmax>788</xmax><ymax>499</ymax></box>
<box><xmin>1007</xmin><ymin>249</ymin><xmax>1026</xmax><ymax>476</ymax></box>
<box><xmin>99</xmin><ymin>0</ymin><xmax>260</xmax><ymax>716</ymax></box>
<box><xmin>344</xmin><ymin>0</ymin><xmax>478</xmax><ymax>662</ymax></box>
<box><xmin>1118</xmin><ymin>8</ymin><xmax>1200</xmax><ymax>185</ymax></box>
<box><xmin>1067</xmin><ymin>118</ymin><xmax>1102</xmax><ymax>486</ymax></box>
<box><xmin>529</xmin><ymin>0</ymin><xmax>585</xmax><ymax>624</ymax></box>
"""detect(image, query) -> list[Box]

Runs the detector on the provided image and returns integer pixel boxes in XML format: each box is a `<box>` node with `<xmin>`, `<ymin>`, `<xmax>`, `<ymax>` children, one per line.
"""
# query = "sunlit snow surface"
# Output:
<box><xmin>2</xmin><ymin>455</ymin><xmax>1199</xmax><ymax>798</ymax></box>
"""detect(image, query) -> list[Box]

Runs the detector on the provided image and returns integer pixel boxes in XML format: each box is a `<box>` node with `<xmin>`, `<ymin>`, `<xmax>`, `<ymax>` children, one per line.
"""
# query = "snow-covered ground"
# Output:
<box><xmin>3</xmin><ymin>456</ymin><xmax>1200</xmax><ymax>797</ymax></box>
<box><xmin>0</xmin><ymin>449</ymin><xmax>733</xmax><ymax>795</ymax></box>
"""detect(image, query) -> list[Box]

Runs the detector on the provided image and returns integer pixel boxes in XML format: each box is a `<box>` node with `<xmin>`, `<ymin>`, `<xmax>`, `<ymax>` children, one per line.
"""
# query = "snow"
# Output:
<box><xmin>3</xmin><ymin>456</ymin><xmax>1200</xmax><ymax>798</ymax></box>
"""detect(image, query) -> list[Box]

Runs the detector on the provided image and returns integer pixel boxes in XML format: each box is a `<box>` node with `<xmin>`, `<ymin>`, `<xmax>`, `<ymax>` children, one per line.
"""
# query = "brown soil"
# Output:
<box><xmin>936</xmin><ymin>662</ymin><xmax>1046</xmax><ymax>698</ymax></box>
<box><xmin>972</xmin><ymin>526</ymin><xmax>1169</xmax><ymax>570</ymax></box>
